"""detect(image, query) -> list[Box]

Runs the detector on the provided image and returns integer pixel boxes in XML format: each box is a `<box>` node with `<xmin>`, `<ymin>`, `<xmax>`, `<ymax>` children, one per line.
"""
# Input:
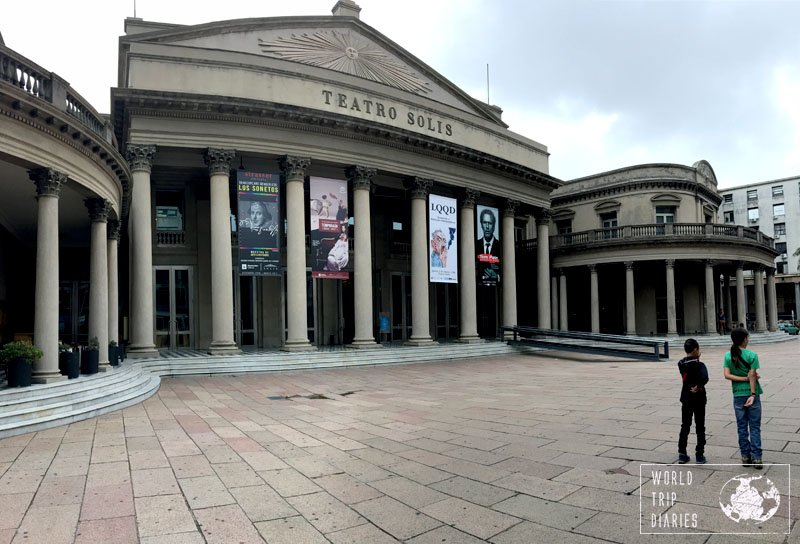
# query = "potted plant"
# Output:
<box><xmin>81</xmin><ymin>336</ymin><xmax>100</xmax><ymax>375</ymax></box>
<box><xmin>0</xmin><ymin>341</ymin><xmax>42</xmax><ymax>387</ymax></box>
<box><xmin>108</xmin><ymin>340</ymin><xmax>120</xmax><ymax>367</ymax></box>
<box><xmin>58</xmin><ymin>342</ymin><xmax>80</xmax><ymax>379</ymax></box>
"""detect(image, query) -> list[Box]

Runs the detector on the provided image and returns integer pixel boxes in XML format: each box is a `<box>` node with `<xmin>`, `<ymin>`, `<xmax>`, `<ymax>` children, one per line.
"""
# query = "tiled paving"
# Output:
<box><xmin>0</xmin><ymin>341</ymin><xmax>798</xmax><ymax>543</ymax></box>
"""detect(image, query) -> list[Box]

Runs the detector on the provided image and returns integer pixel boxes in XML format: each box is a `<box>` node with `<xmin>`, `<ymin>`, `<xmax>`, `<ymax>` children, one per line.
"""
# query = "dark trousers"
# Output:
<box><xmin>678</xmin><ymin>400</ymin><xmax>706</xmax><ymax>455</ymax></box>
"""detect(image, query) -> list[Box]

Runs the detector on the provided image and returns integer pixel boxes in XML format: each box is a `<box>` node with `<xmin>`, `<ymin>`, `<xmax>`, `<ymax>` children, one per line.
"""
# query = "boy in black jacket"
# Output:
<box><xmin>677</xmin><ymin>338</ymin><xmax>708</xmax><ymax>464</ymax></box>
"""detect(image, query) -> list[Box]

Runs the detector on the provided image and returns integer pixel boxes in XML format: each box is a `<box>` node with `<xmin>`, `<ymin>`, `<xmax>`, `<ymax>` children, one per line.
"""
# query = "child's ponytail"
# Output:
<box><xmin>730</xmin><ymin>327</ymin><xmax>749</xmax><ymax>371</ymax></box>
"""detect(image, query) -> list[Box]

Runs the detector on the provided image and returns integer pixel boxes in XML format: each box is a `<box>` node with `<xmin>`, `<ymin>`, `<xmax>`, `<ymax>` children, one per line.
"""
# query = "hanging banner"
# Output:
<box><xmin>310</xmin><ymin>177</ymin><xmax>349</xmax><ymax>279</ymax></box>
<box><xmin>429</xmin><ymin>194</ymin><xmax>458</xmax><ymax>283</ymax></box>
<box><xmin>476</xmin><ymin>204</ymin><xmax>501</xmax><ymax>286</ymax></box>
<box><xmin>237</xmin><ymin>171</ymin><xmax>280</xmax><ymax>276</ymax></box>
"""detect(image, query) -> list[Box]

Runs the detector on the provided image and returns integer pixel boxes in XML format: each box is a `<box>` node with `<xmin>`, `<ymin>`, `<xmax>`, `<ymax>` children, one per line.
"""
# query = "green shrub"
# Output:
<box><xmin>0</xmin><ymin>341</ymin><xmax>43</xmax><ymax>364</ymax></box>
<box><xmin>87</xmin><ymin>337</ymin><xmax>100</xmax><ymax>350</ymax></box>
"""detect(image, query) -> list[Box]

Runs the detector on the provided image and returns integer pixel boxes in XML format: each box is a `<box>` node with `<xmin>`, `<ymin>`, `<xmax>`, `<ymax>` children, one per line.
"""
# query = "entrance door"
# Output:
<box><xmin>391</xmin><ymin>273</ymin><xmax>412</xmax><ymax>342</ymax></box>
<box><xmin>477</xmin><ymin>286</ymin><xmax>498</xmax><ymax>338</ymax></box>
<box><xmin>434</xmin><ymin>283</ymin><xmax>459</xmax><ymax>340</ymax></box>
<box><xmin>59</xmin><ymin>281</ymin><xmax>89</xmax><ymax>345</ymax></box>
<box><xmin>234</xmin><ymin>274</ymin><xmax>257</xmax><ymax>347</ymax></box>
<box><xmin>154</xmin><ymin>267</ymin><xmax>193</xmax><ymax>349</ymax></box>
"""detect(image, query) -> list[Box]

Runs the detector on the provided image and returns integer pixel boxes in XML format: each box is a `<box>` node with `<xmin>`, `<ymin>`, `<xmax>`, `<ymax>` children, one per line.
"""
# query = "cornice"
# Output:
<box><xmin>552</xmin><ymin>178</ymin><xmax>723</xmax><ymax>208</ymax></box>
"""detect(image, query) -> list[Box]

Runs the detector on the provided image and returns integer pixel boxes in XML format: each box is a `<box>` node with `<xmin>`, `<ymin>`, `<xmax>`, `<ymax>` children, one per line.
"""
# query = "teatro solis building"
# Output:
<box><xmin>112</xmin><ymin>1</ymin><xmax>560</xmax><ymax>356</ymax></box>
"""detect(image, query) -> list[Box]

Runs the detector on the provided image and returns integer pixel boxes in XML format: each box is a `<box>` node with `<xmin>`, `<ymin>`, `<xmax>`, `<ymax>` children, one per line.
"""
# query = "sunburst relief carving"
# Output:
<box><xmin>258</xmin><ymin>31</ymin><xmax>431</xmax><ymax>95</ymax></box>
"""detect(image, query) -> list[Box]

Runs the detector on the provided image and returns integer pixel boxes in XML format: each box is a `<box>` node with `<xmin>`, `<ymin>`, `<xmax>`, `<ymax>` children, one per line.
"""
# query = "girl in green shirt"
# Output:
<box><xmin>723</xmin><ymin>327</ymin><xmax>763</xmax><ymax>469</ymax></box>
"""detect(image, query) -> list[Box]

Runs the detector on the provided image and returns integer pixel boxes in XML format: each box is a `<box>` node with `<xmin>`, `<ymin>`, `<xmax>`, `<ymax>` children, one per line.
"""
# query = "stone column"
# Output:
<box><xmin>347</xmin><ymin>166</ymin><xmax>378</xmax><ymax>348</ymax></box>
<box><xmin>754</xmin><ymin>266</ymin><xmax>767</xmax><ymax>332</ymax></box>
<box><xmin>589</xmin><ymin>264</ymin><xmax>600</xmax><ymax>333</ymax></box>
<box><xmin>279</xmin><ymin>156</ymin><xmax>314</xmax><ymax>351</ymax></box>
<box><xmin>736</xmin><ymin>263</ymin><xmax>746</xmax><ymax>328</ymax></box>
<box><xmin>458</xmin><ymin>189</ymin><xmax>481</xmax><ymax>342</ymax></box>
<box><xmin>551</xmin><ymin>276</ymin><xmax>558</xmax><ymax>328</ymax></box>
<box><xmin>204</xmin><ymin>149</ymin><xmax>240</xmax><ymax>355</ymax></box>
<box><xmin>535</xmin><ymin>210</ymin><xmax>551</xmax><ymax>329</ymax></box>
<box><xmin>795</xmin><ymin>283</ymin><xmax>800</xmax><ymax>322</ymax></box>
<box><xmin>86</xmin><ymin>198</ymin><xmax>111</xmax><ymax>369</ymax></box>
<box><xmin>725</xmin><ymin>274</ymin><xmax>733</xmax><ymax>328</ymax></box>
<box><xmin>666</xmin><ymin>259</ymin><xmax>677</xmax><ymax>336</ymax></box>
<box><xmin>704</xmin><ymin>260</ymin><xmax>717</xmax><ymax>334</ymax></box>
<box><xmin>766</xmin><ymin>268</ymin><xmax>777</xmax><ymax>332</ymax></box>
<box><xmin>502</xmin><ymin>200</ymin><xmax>519</xmax><ymax>331</ymax></box>
<box><xmin>125</xmin><ymin>144</ymin><xmax>158</xmax><ymax>357</ymax></box>
<box><xmin>407</xmin><ymin>178</ymin><xmax>435</xmax><ymax>345</ymax></box>
<box><xmin>29</xmin><ymin>168</ymin><xmax>67</xmax><ymax>383</ymax></box>
<box><xmin>625</xmin><ymin>261</ymin><xmax>636</xmax><ymax>335</ymax></box>
<box><xmin>107</xmin><ymin>220</ymin><xmax>120</xmax><ymax>346</ymax></box>
<box><xmin>558</xmin><ymin>269</ymin><xmax>568</xmax><ymax>331</ymax></box>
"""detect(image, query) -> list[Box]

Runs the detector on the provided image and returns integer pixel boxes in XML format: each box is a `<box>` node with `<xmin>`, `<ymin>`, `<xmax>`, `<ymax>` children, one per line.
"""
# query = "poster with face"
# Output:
<box><xmin>429</xmin><ymin>194</ymin><xmax>458</xmax><ymax>283</ymax></box>
<box><xmin>476</xmin><ymin>205</ymin><xmax>501</xmax><ymax>286</ymax></box>
<box><xmin>310</xmin><ymin>177</ymin><xmax>349</xmax><ymax>279</ymax></box>
<box><xmin>237</xmin><ymin>171</ymin><xmax>280</xmax><ymax>276</ymax></box>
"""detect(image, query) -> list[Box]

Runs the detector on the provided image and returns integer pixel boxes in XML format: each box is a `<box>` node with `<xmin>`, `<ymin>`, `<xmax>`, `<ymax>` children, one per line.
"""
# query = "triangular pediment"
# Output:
<box><xmin>122</xmin><ymin>16</ymin><xmax>503</xmax><ymax>125</ymax></box>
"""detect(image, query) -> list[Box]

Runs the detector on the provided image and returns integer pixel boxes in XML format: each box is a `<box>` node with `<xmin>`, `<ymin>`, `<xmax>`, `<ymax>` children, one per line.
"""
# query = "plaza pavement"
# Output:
<box><xmin>0</xmin><ymin>340</ymin><xmax>798</xmax><ymax>543</ymax></box>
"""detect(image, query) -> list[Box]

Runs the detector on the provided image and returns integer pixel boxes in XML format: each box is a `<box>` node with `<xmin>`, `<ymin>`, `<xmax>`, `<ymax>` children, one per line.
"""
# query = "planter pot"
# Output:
<box><xmin>80</xmin><ymin>349</ymin><xmax>99</xmax><ymax>375</ymax></box>
<box><xmin>109</xmin><ymin>346</ymin><xmax>120</xmax><ymax>367</ymax></box>
<box><xmin>59</xmin><ymin>351</ymin><xmax>80</xmax><ymax>379</ymax></box>
<box><xmin>7</xmin><ymin>357</ymin><xmax>33</xmax><ymax>387</ymax></box>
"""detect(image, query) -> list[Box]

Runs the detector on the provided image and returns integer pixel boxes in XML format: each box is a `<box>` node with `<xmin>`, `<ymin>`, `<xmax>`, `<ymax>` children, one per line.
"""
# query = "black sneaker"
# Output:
<box><xmin>741</xmin><ymin>456</ymin><xmax>752</xmax><ymax>467</ymax></box>
<box><xmin>753</xmin><ymin>459</ymin><xmax>763</xmax><ymax>470</ymax></box>
<box><xmin>677</xmin><ymin>453</ymin><xmax>690</xmax><ymax>464</ymax></box>
<box><xmin>696</xmin><ymin>454</ymin><xmax>706</xmax><ymax>464</ymax></box>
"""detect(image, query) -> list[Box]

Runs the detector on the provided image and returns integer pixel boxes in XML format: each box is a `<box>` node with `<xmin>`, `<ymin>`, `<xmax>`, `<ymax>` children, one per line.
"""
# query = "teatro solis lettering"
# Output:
<box><xmin>321</xmin><ymin>89</ymin><xmax>453</xmax><ymax>136</ymax></box>
<box><xmin>650</xmin><ymin>469</ymin><xmax>698</xmax><ymax>529</ymax></box>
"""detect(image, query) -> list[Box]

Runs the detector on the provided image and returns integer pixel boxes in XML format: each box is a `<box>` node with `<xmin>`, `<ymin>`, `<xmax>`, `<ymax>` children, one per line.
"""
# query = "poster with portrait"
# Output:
<box><xmin>310</xmin><ymin>177</ymin><xmax>349</xmax><ymax>279</ymax></box>
<box><xmin>429</xmin><ymin>194</ymin><xmax>458</xmax><ymax>283</ymax></box>
<box><xmin>476</xmin><ymin>204</ymin><xmax>501</xmax><ymax>286</ymax></box>
<box><xmin>237</xmin><ymin>171</ymin><xmax>280</xmax><ymax>276</ymax></box>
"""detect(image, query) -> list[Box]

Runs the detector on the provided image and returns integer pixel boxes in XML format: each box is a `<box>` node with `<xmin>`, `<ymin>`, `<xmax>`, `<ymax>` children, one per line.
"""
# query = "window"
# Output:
<box><xmin>723</xmin><ymin>211</ymin><xmax>735</xmax><ymax>223</ymax></box>
<box><xmin>773</xmin><ymin>203</ymin><xmax>785</xmax><ymax>217</ymax></box>
<box><xmin>772</xmin><ymin>185</ymin><xmax>784</xmax><ymax>198</ymax></box>
<box><xmin>777</xmin><ymin>262</ymin><xmax>786</xmax><ymax>275</ymax></box>
<box><xmin>747</xmin><ymin>208</ymin><xmax>759</xmax><ymax>222</ymax></box>
<box><xmin>655</xmin><ymin>206</ymin><xmax>676</xmax><ymax>224</ymax></box>
<box><xmin>775</xmin><ymin>242</ymin><xmax>787</xmax><ymax>254</ymax></box>
<box><xmin>723</xmin><ymin>194</ymin><xmax>733</xmax><ymax>203</ymax></box>
<box><xmin>746</xmin><ymin>189</ymin><xmax>758</xmax><ymax>200</ymax></box>
<box><xmin>775</xmin><ymin>223</ymin><xmax>786</xmax><ymax>236</ymax></box>
<box><xmin>155</xmin><ymin>191</ymin><xmax>185</xmax><ymax>231</ymax></box>
<box><xmin>555</xmin><ymin>219</ymin><xmax>572</xmax><ymax>235</ymax></box>
<box><xmin>600</xmin><ymin>212</ymin><xmax>618</xmax><ymax>229</ymax></box>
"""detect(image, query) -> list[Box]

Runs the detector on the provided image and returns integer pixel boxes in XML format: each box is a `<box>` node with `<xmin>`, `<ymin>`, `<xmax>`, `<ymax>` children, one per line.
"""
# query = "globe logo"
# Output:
<box><xmin>719</xmin><ymin>474</ymin><xmax>781</xmax><ymax>523</ymax></box>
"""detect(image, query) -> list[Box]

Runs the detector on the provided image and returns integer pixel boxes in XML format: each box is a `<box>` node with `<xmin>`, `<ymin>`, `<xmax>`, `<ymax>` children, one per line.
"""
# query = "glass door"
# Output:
<box><xmin>235</xmin><ymin>274</ymin><xmax>257</xmax><ymax>346</ymax></box>
<box><xmin>58</xmin><ymin>281</ymin><xmax>89</xmax><ymax>345</ymax></box>
<box><xmin>391</xmin><ymin>273</ymin><xmax>412</xmax><ymax>342</ymax></box>
<box><xmin>154</xmin><ymin>267</ymin><xmax>193</xmax><ymax>349</ymax></box>
<box><xmin>434</xmin><ymin>283</ymin><xmax>459</xmax><ymax>340</ymax></box>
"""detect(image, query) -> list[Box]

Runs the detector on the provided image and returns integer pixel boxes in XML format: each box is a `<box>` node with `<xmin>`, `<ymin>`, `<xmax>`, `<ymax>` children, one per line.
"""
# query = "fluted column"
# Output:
<box><xmin>665</xmin><ymin>259</ymin><xmax>677</xmax><ymax>336</ymax></box>
<box><xmin>204</xmin><ymin>149</ymin><xmax>240</xmax><ymax>355</ymax></box>
<box><xmin>125</xmin><ymin>144</ymin><xmax>158</xmax><ymax>357</ymax></box>
<box><xmin>107</xmin><ymin>220</ymin><xmax>120</xmax><ymax>347</ymax></box>
<box><xmin>535</xmin><ymin>210</ymin><xmax>551</xmax><ymax>329</ymax></box>
<box><xmin>29</xmin><ymin>168</ymin><xmax>67</xmax><ymax>383</ymax></box>
<box><xmin>704</xmin><ymin>260</ymin><xmax>717</xmax><ymax>334</ymax></box>
<box><xmin>754</xmin><ymin>266</ymin><xmax>767</xmax><ymax>333</ymax></box>
<box><xmin>502</xmin><ymin>200</ymin><xmax>519</xmax><ymax>331</ymax></box>
<box><xmin>280</xmin><ymin>156</ymin><xmax>314</xmax><ymax>351</ymax></box>
<box><xmin>551</xmin><ymin>276</ymin><xmax>558</xmax><ymax>328</ymax></box>
<box><xmin>558</xmin><ymin>269</ymin><xmax>568</xmax><ymax>331</ymax></box>
<box><xmin>347</xmin><ymin>166</ymin><xmax>378</xmax><ymax>348</ymax></box>
<box><xmin>458</xmin><ymin>189</ymin><xmax>481</xmax><ymax>342</ymax></box>
<box><xmin>407</xmin><ymin>178</ymin><xmax>435</xmax><ymax>345</ymax></box>
<box><xmin>766</xmin><ymin>268</ymin><xmax>777</xmax><ymax>332</ymax></box>
<box><xmin>86</xmin><ymin>198</ymin><xmax>111</xmax><ymax>369</ymax></box>
<box><xmin>589</xmin><ymin>264</ymin><xmax>600</xmax><ymax>333</ymax></box>
<box><xmin>736</xmin><ymin>262</ymin><xmax>746</xmax><ymax>328</ymax></box>
<box><xmin>625</xmin><ymin>261</ymin><xmax>636</xmax><ymax>335</ymax></box>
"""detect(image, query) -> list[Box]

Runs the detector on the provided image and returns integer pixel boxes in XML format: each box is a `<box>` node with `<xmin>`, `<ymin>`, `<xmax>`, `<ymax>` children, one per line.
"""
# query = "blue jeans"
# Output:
<box><xmin>733</xmin><ymin>395</ymin><xmax>762</xmax><ymax>460</ymax></box>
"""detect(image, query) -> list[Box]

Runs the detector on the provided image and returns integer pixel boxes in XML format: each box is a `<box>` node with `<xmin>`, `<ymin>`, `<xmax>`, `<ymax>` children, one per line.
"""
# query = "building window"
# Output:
<box><xmin>775</xmin><ymin>223</ymin><xmax>786</xmax><ymax>236</ymax></box>
<box><xmin>777</xmin><ymin>262</ymin><xmax>785</xmax><ymax>274</ymax></box>
<box><xmin>772</xmin><ymin>185</ymin><xmax>784</xmax><ymax>198</ymax></box>
<box><xmin>555</xmin><ymin>219</ymin><xmax>572</xmax><ymax>235</ymax></box>
<box><xmin>773</xmin><ymin>203</ymin><xmax>785</xmax><ymax>217</ymax></box>
<box><xmin>776</xmin><ymin>242</ymin><xmax>787</xmax><ymax>254</ymax></box>
<box><xmin>723</xmin><ymin>211</ymin><xmax>734</xmax><ymax>223</ymax></box>
<box><xmin>155</xmin><ymin>190</ymin><xmax>185</xmax><ymax>231</ymax></box>
<box><xmin>746</xmin><ymin>189</ymin><xmax>757</xmax><ymax>200</ymax></box>
<box><xmin>600</xmin><ymin>212</ymin><xmax>618</xmax><ymax>229</ymax></box>
<box><xmin>723</xmin><ymin>194</ymin><xmax>733</xmax><ymax>203</ymax></box>
<box><xmin>655</xmin><ymin>206</ymin><xmax>675</xmax><ymax>224</ymax></box>
<box><xmin>747</xmin><ymin>208</ymin><xmax>759</xmax><ymax>222</ymax></box>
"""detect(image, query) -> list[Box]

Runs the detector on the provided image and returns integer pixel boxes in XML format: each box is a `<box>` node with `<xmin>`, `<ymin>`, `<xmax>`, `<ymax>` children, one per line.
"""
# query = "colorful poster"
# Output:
<box><xmin>237</xmin><ymin>171</ymin><xmax>280</xmax><ymax>276</ymax></box>
<box><xmin>476</xmin><ymin>204</ymin><xmax>501</xmax><ymax>286</ymax></box>
<box><xmin>310</xmin><ymin>177</ymin><xmax>349</xmax><ymax>279</ymax></box>
<box><xmin>429</xmin><ymin>194</ymin><xmax>458</xmax><ymax>283</ymax></box>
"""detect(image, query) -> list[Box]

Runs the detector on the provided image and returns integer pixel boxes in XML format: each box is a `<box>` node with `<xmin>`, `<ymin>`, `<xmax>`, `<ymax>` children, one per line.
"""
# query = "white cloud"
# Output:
<box><xmin>771</xmin><ymin>64</ymin><xmax>800</xmax><ymax>173</ymax></box>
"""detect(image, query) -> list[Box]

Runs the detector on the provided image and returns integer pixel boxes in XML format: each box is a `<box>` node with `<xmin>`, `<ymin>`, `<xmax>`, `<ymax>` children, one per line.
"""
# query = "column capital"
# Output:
<box><xmin>588</xmin><ymin>263</ymin><xmax>597</xmax><ymax>273</ymax></box>
<box><xmin>85</xmin><ymin>198</ymin><xmax>112</xmax><ymax>223</ymax></box>
<box><xmin>754</xmin><ymin>264</ymin><xmax>765</xmax><ymax>273</ymax></box>
<box><xmin>624</xmin><ymin>261</ymin><xmax>635</xmax><ymax>270</ymax></box>
<box><xmin>534</xmin><ymin>208</ymin><xmax>552</xmax><ymax>225</ymax></box>
<box><xmin>29</xmin><ymin>168</ymin><xmax>67</xmax><ymax>198</ymax></box>
<box><xmin>503</xmin><ymin>199</ymin><xmax>520</xmax><ymax>218</ymax></box>
<box><xmin>279</xmin><ymin>155</ymin><xmax>311</xmax><ymax>179</ymax></box>
<box><xmin>406</xmin><ymin>177</ymin><xmax>433</xmax><ymax>200</ymax></box>
<box><xmin>462</xmin><ymin>188</ymin><xmax>480</xmax><ymax>209</ymax></box>
<box><xmin>558</xmin><ymin>268</ymin><xmax>567</xmax><ymax>277</ymax></box>
<box><xmin>125</xmin><ymin>144</ymin><xmax>157</xmax><ymax>173</ymax></box>
<box><xmin>107</xmin><ymin>220</ymin><xmax>121</xmax><ymax>241</ymax></box>
<box><xmin>705</xmin><ymin>259</ymin><xmax>715</xmax><ymax>268</ymax></box>
<box><xmin>204</xmin><ymin>148</ymin><xmax>236</xmax><ymax>176</ymax></box>
<box><xmin>736</xmin><ymin>261</ymin><xmax>745</xmax><ymax>271</ymax></box>
<box><xmin>665</xmin><ymin>259</ymin><xmax>676</xmax><ymax>269</ymax></box>
<box><xmin>346</xmin><ymin>165</ymin><xmax>376</xmax><ymax>191</ymax></box>
<box><xmin>765</xmin><ymin>266</ymin><xmax>776</xmax><ymax>277</ymax></box>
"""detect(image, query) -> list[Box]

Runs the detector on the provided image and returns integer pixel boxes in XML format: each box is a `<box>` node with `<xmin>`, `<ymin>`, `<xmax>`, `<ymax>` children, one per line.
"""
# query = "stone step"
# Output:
<box><xmin>0</xmin><ymin>365</ymin><xmax>140</xmax><ymax>405</ymax></box>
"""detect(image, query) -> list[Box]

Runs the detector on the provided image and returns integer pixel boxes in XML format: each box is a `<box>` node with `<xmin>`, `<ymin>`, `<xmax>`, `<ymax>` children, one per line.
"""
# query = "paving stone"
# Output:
<box><xmin>493</xmin><ymin>493</ymin><xmax>596</xmax><ymax>531</ymax></box>
<box><xmin>429</xmin><ymin>475</ymin><xmax>515</xmax><ymax>506</ymax></box>
<box><xmin>405</xmin><ymin>525</ymin><xmax>487</xmax><ymax>544</ymax></box>
<box><xmin>177</xmin><ymin>475</ymin><xmax>235</xmax><ymax>509</ymax></box>
<box><xmin>258</xmin><ymin>467</ymin><xmax>322</xmax><ymax>497</ymax></box>
<box><xmin>80</xmin><ymin>483</ymin><xmax>135</xmax><ymax>520</ymax></box>
<box><xmin>254</xmin><ymin>516</ymin><xmax>328</xmax><ymax>544</ymax></box>
<box><xmin>194</xmin><ymin>504</ymin><xmax>264</xmax><ymax>544</ymax></box>
<box><xmin>420</xmin><ymin>496</ymin><xmax>521</xmax><ymax>540</ymax></box>
<box><xmin>313</xmin><ymin>473</ymin><xmax>384</xmax><ymax>504</ymax></box>
<box><xmin>384</xmin><ymin>460</ymin><xmax>451</xmax><ymax>485</ymax></box>
<box><xmin>560</xmin><ymin>486</ymin><xmax>641</xmax><ymax>516</ymax></box>
<box><xmin>30</xmin><ymin>474</ymin><xmax>85</xmax><ymax>507</ymax></box>
<box><xmin>169</xmin><ymin>455</ymin><xmax>214</xmax><ymax>479</ymax></box>
<box><xmin>140</xmin><ymin>532</ymin><xmax>205</xmax><ymax>544</ymax></box>
<box><xmin>210</xmin><ymin>461</ymin><xmax>260</xmax><ymax>488</ymax></box>
<box><xmin>129</xmin><ymin>449</ymin><xmax>170</xmax><ymax>470</ymax></box>
<box><xmin>492</xmin><ymin>472</ymin><xmax>581</xmax><ymax>501</ymax></box>
<box><xmin>132</xmin><ymin>467</ymin><xmax>180</xmax><ymax>497</ymax></box>
<box><xmin>230</xmin><ymin>484</ymin><xmax>298</xmax><ymax>522</ymax></box>
<box><xmin>13</xmin><ymin>503</ymin><xmax>80</xmax><ymax>544</ymax></box>
<box><xmin>326</xmin><ymin>522</ymin><xmax>400</xmax><ymax>544</ymax></box>
<box><xmin>553</xmin><ymin>467</ymin><xmax>643</xmax><ymax>493</ymax></box>
<box><xmin>85</xmin><ymin>461</ymin><xmax>130</xmax><ymax>489</ymax></box>
<box><xmin>74</xmin><ymin>516</ymin><xmax>138</xmax><ymax>544</ymax></box>
<box><xmin>490</xmin><ymin>519</ymin><xmax>610</xmax><ymax>543</ymax></box>
<box><xmin>351</xmin><ymin>496</ymin><xmax>442</xmax><ymax>540</ymax></box>
<box><xmin>135</xmin><ymin>494</ymin><xmax>196</xmax><ymax>538</ymax></box>
<box><xmin>286</xmin><ymin>491</ymin><xmax>366</xmax><ymax>534</ymax></box>
<box><xmin>0</xmin><ymin>493</ymin><xmax>33</xmax><ymax>529</ymax></box>
<box><xmin>370</xmin><ymin>475</ymin><xmax>449</xmax><ymax>508</ymax></box>
<box><xmin>434</xmin><ymin>458</ymin><xmax>511</xmax><ymax>483</ymax></box>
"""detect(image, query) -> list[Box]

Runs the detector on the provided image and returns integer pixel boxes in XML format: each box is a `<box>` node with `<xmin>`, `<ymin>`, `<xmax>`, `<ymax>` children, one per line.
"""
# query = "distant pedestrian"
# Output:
<box><xmin>723</xmin><ymin>327</ymin><xmax>763</xmax><ymax>469</ymax></box>
<box><xmin>677</xmin><ymin>338</ymin><xmax>708</xmax><ymax>464</ymax></box>
<box><xmin>718</xmin><ymin>309</ymin><xmax>727</xmax><ymax>334</ymax></box>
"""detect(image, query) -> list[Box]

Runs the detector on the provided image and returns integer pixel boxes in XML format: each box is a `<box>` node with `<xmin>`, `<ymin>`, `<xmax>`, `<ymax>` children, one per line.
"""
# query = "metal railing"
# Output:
<box><xmin>502</xmin><ymin>326</ymin><xmax>669</xmax><ymax>361</ymax></box>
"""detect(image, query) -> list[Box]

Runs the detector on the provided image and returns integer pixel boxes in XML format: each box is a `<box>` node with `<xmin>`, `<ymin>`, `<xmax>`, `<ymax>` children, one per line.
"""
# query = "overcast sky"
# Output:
<box><xmin>4</xmin><ymin>0</ymin><xmax>799</xmax><ymax>188</ymax></box>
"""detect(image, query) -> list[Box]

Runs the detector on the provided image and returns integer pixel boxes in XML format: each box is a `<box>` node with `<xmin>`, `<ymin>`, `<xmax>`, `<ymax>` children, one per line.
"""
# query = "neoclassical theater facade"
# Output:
<box><xmin>0</xmin><ymin>1</ymin><xmax>781</xmax><ymax>381</ymax></box>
